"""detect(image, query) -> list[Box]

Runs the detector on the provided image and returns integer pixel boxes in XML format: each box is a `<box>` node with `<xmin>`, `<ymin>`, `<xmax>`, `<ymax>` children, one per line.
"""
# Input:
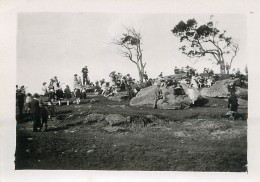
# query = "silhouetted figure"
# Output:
<box><xmin>31</xmin><ymin>94</ymin><xmax>41</xmax><ymax>132</ymax></box>
<box><xmin>228</xmin><ymin>93</ymin><xmax>239</xmax><ymax>112</ymax></box>
<box><xmin>82</xmin><ymin>66</ymin><xmax>89</xmax><ymax>85</ymax></box>
<box><xmin>17</xmin><ymin>87</ymin><xmax>25</xmax><ymax>121</ymax></box>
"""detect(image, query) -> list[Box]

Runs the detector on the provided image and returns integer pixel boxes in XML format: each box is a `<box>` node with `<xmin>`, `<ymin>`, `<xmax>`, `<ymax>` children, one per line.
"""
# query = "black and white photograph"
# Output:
<box><xmin>1</xmin><ymin>0</ymin><xmax>260</xmax><ymax>181</ymax></box>
<box><xmin>15</xmin><ymin>13</ymin><xmax>248</xmax><ymax>171</ymax></box>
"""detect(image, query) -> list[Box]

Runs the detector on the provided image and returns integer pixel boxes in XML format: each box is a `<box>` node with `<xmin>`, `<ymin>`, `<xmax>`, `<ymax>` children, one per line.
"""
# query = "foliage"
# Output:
<box><xmin>171</xmin><ymin>17</ymin><xmax>239</xmax><ymax>73</ymax></box>
<box><xmin>113</xmin><ymin>27</ymin><xmax>146</xmax><ymax>82</ymax></box>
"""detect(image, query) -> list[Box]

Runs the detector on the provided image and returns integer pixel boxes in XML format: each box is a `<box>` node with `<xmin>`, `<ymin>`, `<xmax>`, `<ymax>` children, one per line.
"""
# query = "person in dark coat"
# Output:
<box><xmin>228</xmin><ymin>93</ymin><xmax>239</xmax><ymax>112</ymax></box>
<box><xmin>31</xmin><ymin>93</ymin><xmax>41</xmax><ymax>132</ymax></box>
<box><xmin>75</xmin><ymin>88</ymin><xmax>81</xmax><ymax>104</ymax></box>
<box><xmin>82</xmin><ymin>66</ymin><xmax>89</xmax><ymax>85</ymax></box>
<box><xmin>39</xmin><ymin>96</ymin><xmax>49</xmax><ymax>132</ymax></box>
<box><xmin>64</xmin><ymin>85</ymin><xmax>72</xmax><ymax>99</ymax></box>
<box><xmin>17</xmin><ymin>87</ymin><xmax>25</xmax><ymax>121</ymax></box>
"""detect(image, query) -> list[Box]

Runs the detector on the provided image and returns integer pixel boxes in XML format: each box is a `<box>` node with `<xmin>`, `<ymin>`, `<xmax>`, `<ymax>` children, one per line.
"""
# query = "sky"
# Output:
<box><xmin>17</xmin><ymin>13</ymin><xmax>247</xmax><ymax>94</ymax></box>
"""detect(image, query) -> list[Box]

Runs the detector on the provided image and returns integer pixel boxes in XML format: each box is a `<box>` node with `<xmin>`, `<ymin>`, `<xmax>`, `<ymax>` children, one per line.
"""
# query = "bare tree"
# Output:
<box><xmin>113</xmin><ymin>27</ymin><xmax>146</xmax><ymax>82</ymax></box>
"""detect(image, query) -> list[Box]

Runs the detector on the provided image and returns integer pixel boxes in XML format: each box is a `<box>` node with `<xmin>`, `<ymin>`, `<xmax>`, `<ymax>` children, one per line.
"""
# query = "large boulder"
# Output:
<box><xmin>200</xmin><ymin>78</ymin><xmax>247</xmax><ymax>98</ymax></box>
<box><xmin>105</xmin><ymin>114</ymin><xmax>127</xmax><ymax>126</ymax></box>
<box><xmin>130</xmin><ymin>85</ymin><xmax>197</xmax><ymax>109</ymax></box>
<box><xmin>130</xmin><ymin>85</ymin><xmax>157</xmax><ymax>108</ymax></box>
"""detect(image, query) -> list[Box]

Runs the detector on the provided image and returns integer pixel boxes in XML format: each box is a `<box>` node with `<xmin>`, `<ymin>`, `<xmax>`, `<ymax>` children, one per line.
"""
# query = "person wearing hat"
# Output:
<box><xmin>82</xmin><ymin>66</ymin><xmax>88</xmax><ymax>85</ymax></box>
<box><xmin>31</xmin><ymin>93</ymin><xmax>41</xmax><ymax>132</ymax></box>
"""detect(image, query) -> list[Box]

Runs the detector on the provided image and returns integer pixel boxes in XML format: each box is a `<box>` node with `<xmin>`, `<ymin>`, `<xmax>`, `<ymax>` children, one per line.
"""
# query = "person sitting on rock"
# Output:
<box><xmin>143</xmin><ymin>71</ymin><xmax>148</xmax><ymax>82</ymax></box>
<box><xmin>153</xmin><ymin>84</ymin><xmax>163</xmax><ymax>109</ymax></box>
<box><xmin>174</xmin><ymin>83</ymin><xmax>185</xmax><ymax>95</ymax></box>
<box><xmin>174</xmin><ymin>66</ymin><xmax>180</xmax><ymax>74</ymax></box>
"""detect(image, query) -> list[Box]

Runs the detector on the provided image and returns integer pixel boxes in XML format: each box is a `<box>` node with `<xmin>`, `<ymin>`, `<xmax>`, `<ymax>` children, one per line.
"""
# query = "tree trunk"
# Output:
<box><xmin>219</xmin><ymin>58</ymin><xmax>226</xmax><ymax>74</ymax></box>
<box><xmin>137</xmin><ymin>64</ymin><xmax>144</xmax><ymax>82</ymax></box>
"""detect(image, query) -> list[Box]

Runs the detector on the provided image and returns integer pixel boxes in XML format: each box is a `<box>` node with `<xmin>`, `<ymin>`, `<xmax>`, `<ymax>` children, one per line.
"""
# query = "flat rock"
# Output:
<box><xmin>84</xmin><ymin>113</ymin><xmax>105</xmax><ymax>123</ymax></box>
<box><xmin>105</xmin><ymin>114</ymin><xmax>127</xmax><ymax>126</ymax></box>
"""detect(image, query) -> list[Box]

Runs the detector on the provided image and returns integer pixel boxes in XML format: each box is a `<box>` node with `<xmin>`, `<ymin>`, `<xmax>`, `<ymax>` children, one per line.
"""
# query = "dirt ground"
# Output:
<box><xmin>15</xmin><ymin>96</ymin><xmax>247</xmax><ymax>171</ymax></box>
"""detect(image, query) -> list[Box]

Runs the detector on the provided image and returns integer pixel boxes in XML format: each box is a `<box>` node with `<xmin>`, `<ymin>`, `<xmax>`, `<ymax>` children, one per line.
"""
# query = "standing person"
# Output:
<box><xmin>64</xmin><ymin>85</ymin><xmax>72</xmax><ymax>105</ymax></box>
<box><xmin>31</xmin><ymin>93</ymin><xmax>41</xmax><ymax>132</ymax></box>
<box><xmin>228</xmin><ymin>92</ymin><xmax>239</xmax><ymax>112</ymax></box>
<box><xmin>82</xmin><ymin>66</ymin><xmax>88</xmax><ymax>85</ymax></box>
<box><xmin>75</xmin><ymin>88</ymin><xmax>81</xmax><ymax>104</ymax></box>
<box><xmin>73</xmin><ymin>74</ymin><xmax>78</xmax><ymax>91</ymax></box>
<box><xmin>24</xmin><ymin>93</ymin><xmax>32</xmax><ymax>115</ymax></box>
<box><xmin>48</xmin><ymin>79</ymin><xmax>55</xmax><ymax>101</ymax></box>
<box><xmin>42</xmin><ymin>82</ymin><xmax>48</xmax><ymax>96</ymax></box>
<box><xmin>153</xmin><ymin>84</ymin><xmax>163</xmax><ymax>109</ymax></box>
<box><xmin>81</xmin><ymin>87</ymin><xmax>87</xmax><ymax>99</ymax></box>
<box><xmin>39</xmin><ymin>96</ymin><xmax>49</xmax><ymax>132</ymax></box>
<box><xmin>17</xmin><ymin>88</ymin><xmax>25</xmax><ymax>121</ymax></box>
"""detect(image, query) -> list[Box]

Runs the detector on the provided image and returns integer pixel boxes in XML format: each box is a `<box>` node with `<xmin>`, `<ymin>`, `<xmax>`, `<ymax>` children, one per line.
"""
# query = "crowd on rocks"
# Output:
<box><xmin>16</xmin><ymin>65</ymin><xmax>248</xmax><ymax>131</ymax></box>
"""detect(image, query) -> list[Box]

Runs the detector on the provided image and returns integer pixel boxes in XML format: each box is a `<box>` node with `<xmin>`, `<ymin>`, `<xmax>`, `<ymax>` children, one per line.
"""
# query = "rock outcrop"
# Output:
<box><xmin>200</xmin><ymin>78</ymin><xmax>247</xmax><ymax>99</ymax></box>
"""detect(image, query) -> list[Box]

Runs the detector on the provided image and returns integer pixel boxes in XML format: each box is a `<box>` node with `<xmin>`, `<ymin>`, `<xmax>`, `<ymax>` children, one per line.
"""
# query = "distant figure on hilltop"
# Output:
<box><xmin>82</xmin><ymin>66</ymin><xmax>89</xmax><ymax>85</ymax></box>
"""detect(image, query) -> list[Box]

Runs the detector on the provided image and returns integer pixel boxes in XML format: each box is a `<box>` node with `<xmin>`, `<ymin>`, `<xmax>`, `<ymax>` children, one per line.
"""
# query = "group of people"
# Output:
<box><xmin>97</xmin><ymin>72</ymin><xmax>144</xmax><ymax>99</ymax></box>
<box><xmin>17</xmin><ymin>64</ymin><xmax>248</xmax><ymax>130</ymax></box>
<box><xmin>16</xmin><ymin>86</ymin><xmax>50</xmax><ymax>132</ymax></box>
